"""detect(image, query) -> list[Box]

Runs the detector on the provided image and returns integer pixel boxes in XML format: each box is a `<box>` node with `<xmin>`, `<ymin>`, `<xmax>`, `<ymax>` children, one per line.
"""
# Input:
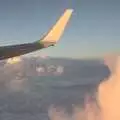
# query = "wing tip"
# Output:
<box><xmin>65</xmin><ymin>9</ymin><xmax>74</xmax><ymax>13</ymax></box>
<box><xmin>37</xmin><ymin>8</ymin><xmax>73</xmax><ymax>46</ymax></box>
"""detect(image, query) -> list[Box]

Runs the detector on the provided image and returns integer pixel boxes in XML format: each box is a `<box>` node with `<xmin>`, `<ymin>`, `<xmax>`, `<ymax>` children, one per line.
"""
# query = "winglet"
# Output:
<box><xmin>39</xmin><ymin>9</ymin><xmax>73</xmax><ymax>46</ymax></box>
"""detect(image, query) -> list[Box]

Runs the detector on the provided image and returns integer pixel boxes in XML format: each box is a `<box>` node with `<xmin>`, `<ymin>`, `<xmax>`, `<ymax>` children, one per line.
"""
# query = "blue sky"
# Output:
<box><xmin>0</xmin><ymin>0</ymin><xmax>120</xmax><ymax>59</ymax></box>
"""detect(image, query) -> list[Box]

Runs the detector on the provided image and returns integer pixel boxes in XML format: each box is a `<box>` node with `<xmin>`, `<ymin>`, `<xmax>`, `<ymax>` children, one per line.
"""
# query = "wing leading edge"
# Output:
<box><xmin>0</xmin><ymin>9</ymin><xmax>73</xmax><ymax>60</ymax></box>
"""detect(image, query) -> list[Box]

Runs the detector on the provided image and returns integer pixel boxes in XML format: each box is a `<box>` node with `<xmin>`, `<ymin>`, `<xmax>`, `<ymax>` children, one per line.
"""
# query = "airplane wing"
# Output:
<box><xmin>0</xmin><ymin>9</ymin><xmax>73</xmax><ymax>60</ymax></box>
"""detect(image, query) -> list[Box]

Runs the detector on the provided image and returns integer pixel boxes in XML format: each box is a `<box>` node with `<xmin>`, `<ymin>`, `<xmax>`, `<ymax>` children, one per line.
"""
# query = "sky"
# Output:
<box><xmin>0</xmin><ymin>0</ymin><xmax>120</xmax><ymax>59</ymax></box>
